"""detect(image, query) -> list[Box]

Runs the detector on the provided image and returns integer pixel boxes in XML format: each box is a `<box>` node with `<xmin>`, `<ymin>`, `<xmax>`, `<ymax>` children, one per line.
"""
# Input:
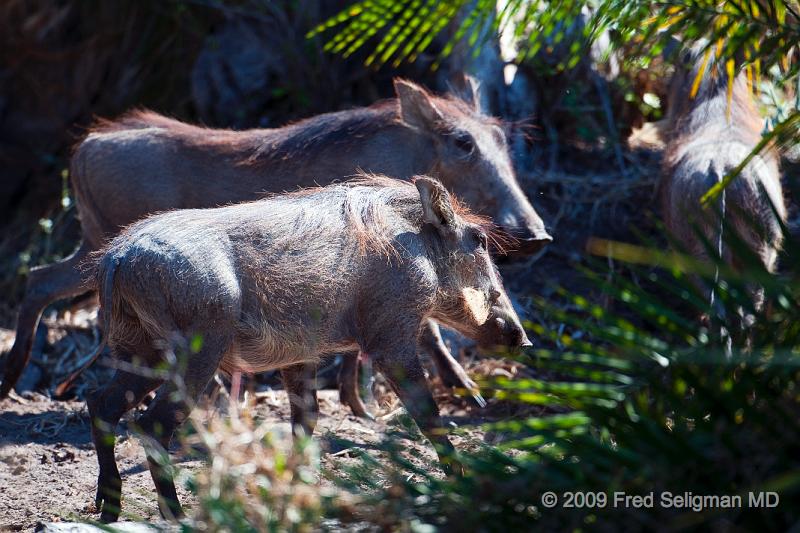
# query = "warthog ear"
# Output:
<box><xmin>460</xmin><ymin>74</ymin><xmax>482</xmax><ymax>113</ymax></box>
<box><xmin>395</xmin><ymin>79</ymin><xmax>443</xmax><ymax>130</ymax></box>
<box><xmin>414</xmin><ymin>176</ymin><xmax>457</xmax><ymax>234</ymax></box>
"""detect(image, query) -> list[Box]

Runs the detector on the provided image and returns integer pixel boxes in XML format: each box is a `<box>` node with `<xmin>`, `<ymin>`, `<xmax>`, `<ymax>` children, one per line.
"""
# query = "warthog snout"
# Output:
<box><xmin>492</xmin><ymin>204</ymin><xmax>553</xmax><ymax>258</ymax></box>
<box><xmin>487</xmin><ymin>311</ymin><xmax>532</xmax><ymax>349</ymax></box>
<box><xmin>493</xmin><ymin>226</ymin><xmax>553</xmax><ymax>259</ymax></box>
<box><xmin>473</xmin><ymin>295</ymin><xmax>532</xmax><ymax>350</ymax></box>
<box><xmin>504</xmin><ymin>227</ymin><xmax>553</xmax><ymax>257</ymax></box>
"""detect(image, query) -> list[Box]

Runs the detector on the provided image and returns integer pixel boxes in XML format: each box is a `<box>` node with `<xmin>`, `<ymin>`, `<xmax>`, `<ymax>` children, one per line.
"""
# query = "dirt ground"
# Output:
<box><xmin>0</xmin><ymin>351</ymin><xmax>538</xmax><ymax>531</ymax></box>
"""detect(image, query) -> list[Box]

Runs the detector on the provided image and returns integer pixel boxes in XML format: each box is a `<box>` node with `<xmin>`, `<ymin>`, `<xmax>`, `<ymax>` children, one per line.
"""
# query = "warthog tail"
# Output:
<box><xmin>709</xmin><ymin>161</ymin><xmax>724</xmax><ymax>312</ymax></box>
<box><xmin>54</xmin><ymin>256</ymin><xmax>119</xmax><ymax>396</ymax></box>
<box><xmin>707</xmin><ymin>162</ymin><xmax>733</xmax><ymax>357</ymax></box>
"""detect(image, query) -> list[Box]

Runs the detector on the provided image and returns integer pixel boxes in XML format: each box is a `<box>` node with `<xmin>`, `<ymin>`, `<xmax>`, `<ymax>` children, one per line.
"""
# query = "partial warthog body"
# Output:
<box><xmin>0</xmin><ymin>78</ymin><xmax>551</xmax><ymax>401</ymax></box>
<box><xmin>660</xmin><ymin>46</ymin><xmax>786</xmax><ymax>304</ymax></box>
<box><xmin>88</xmin><ymin>176</ymin><xmax>530</xmax><ymax>521</ymax></box>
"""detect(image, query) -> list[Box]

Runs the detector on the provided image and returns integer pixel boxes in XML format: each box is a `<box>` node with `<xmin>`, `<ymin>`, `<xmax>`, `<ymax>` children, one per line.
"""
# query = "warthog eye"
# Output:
<box><xmin>453</xmin><ymin>132</ymin><xmax>476</xmax><ymax>155</ymax></box>
<box><xmin>473</xmin><ymin>229</ymin><xmax>488</xmax><ymax>251</ymax></box>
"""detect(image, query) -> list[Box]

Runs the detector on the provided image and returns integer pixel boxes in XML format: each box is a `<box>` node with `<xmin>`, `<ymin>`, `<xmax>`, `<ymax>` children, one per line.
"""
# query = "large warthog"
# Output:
<box><xmin>0</xmin><ymin>78</ymin><xmax>551</xmax><ymax>404</ymax></box>
<box><xmin>88</xmin><ymin>176</ymin><xmax>530</xmax><ymax>521</ymax></box>
<box><xmin>660</xmin><ymin>45</ymin><xmax>786</xmax><ymax>308</ymax></box>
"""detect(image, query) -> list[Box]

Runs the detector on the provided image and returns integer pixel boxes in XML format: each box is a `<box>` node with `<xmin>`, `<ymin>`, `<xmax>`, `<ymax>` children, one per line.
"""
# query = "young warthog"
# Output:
<box><xmin>661</xmin><ymin>45</ymin><xmax>786</xmax><ymax>308</ymax></box>
<box><xmin>88</xmin><ymin>176</ymin><xmax>530</xmax><ymax>521</ymax></box>
<box><xmin>0</xmin><ymin>78</ymin><xmax>551</xmax><ymax>404</ymax></box>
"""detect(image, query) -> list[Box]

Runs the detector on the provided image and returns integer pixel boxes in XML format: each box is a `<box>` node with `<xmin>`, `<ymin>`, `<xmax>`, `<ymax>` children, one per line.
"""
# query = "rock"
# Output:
<box><xmin>52</xmin><ymin>449</ymin><xmax>75</xmax><ymax>463</ymax></box>
<box><xmin>190</xmin><ymin>18</ymin><xmax>283</xmax><ymax>129</ymax></box>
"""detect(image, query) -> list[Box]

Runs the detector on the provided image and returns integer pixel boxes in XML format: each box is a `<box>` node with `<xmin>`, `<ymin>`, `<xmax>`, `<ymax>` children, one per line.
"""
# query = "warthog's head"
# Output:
<box><xmin>662</xmin><ymin>39</ymin><xmax>753</xmax><ymax>132</ymax></box>
<box><xmin>415</xmin><ymin>177</ymin><xmax>531</xmax><ymax>349</ymax></box>
<box><xmin>396</xmin><ymin>78</ymin><xmax>552</xmax><ymax>257</ymax></box>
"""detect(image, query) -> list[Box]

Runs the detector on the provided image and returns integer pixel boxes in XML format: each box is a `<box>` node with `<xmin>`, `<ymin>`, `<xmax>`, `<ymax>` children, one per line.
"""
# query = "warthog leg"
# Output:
<box><xmin>371</xmin><ymin>342</ymin><xmax>462</xmax><ymax>476</ymax></box>
<box><xmin>135</xmin><ymin>332</ymin><xmax>231</xmax><ymax>521</ymax></box>
<box><xmin>1</xmin><ymin>241</ymin><xmax>93</xmax><ymax>399</ymax></box>
<box><xmin>88</xmin><ymin>356</ymin><xmax>164</xmax><ymax>523</ymax></box>
<box><xmin>338</xmin><ymin>351</ymin><xmax>373</xmax><ymax>419</ymax></box>
<box><xmin>281</xmin><ymin>362</ymin><xmax>319</xmax><ymax>438</ymax></box>
<box><xmin>339</xmin><ymin>320</ymin><xmax>483</xmax><ymax>418</ymax></box>
<box><xmin>419</xmin><ymin>321</ymin><xmax>483</xmax><ymax>406</ymax></box>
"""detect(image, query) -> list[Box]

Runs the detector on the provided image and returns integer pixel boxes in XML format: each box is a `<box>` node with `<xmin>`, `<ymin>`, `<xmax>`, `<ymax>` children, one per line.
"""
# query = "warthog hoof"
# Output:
<box><xmin>440</xmin><ymin>365</ymin><xmax>485</xmax><ymax>408</ymax></box>
<box><xmin>96</xmin><ymin>484</ymin><xmax>121</xmax><ymax>523</ymax></box>
<box><xmin>441</xmin><ymin>456</ymin><xmax>466</xmax><ymax>478</ymax></box>
<box><xmin>340</xmin><ymin>387</ymin><xmax>375</xmax><ymax>420</ymax></box>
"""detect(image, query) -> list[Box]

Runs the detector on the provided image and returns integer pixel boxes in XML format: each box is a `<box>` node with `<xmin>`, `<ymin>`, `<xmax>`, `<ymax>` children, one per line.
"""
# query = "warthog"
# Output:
<box><xmin>0</xmin><ymin>78</ymin><xmax>551</xmax><ymax>404</ymax></box>
<box><xmin>660</xmin><ymin>44</ymin><xmax>786</xmax><ymax>311</ymax></box>
<box><xmin>87</xmin><ymin>176</ymin><xmax>530</xmax><ymax>521</ymax></box>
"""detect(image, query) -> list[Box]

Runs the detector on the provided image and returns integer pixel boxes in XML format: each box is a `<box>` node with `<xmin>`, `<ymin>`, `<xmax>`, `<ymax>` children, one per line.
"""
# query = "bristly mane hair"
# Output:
<box><xmin>84</xmin><ymin>87</ymin><xmax>504</xmax><ymax>169</ymax></box>
<box><xmin>276</xmin><ymin>172</ymin><xmax>509</xmax><ymax>257</ymax></box>
<box><xmin>85</xmin><ymin>109</ymin><xmax>265</xmax><ymax>156</ymax></box>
